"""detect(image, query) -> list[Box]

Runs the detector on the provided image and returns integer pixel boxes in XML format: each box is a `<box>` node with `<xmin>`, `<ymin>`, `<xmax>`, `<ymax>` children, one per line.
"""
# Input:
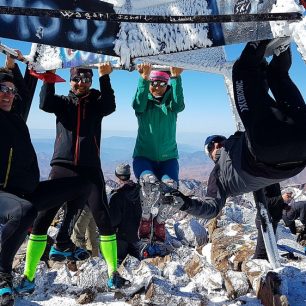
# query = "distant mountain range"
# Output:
<box><xmin>32</xmin><ymin>136</ymin><xmax>212</xmax><ymax>181</ymax></box>
<box><xmin>32</xmin><ymin>135</ymin><xmax>306</xmax><ymax>185</ymax></box>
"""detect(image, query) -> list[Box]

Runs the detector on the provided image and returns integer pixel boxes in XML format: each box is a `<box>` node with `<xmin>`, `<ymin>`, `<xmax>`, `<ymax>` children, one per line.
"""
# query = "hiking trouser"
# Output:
<box><xmin>117</xmin><ymin>239</ymin><xmax>140</xmax><ymax>262</ymax></box>
<box><xmin>232</xmin><ymin>40</ymin><xmax>306</xmax><ymax>165</ymax></box>
<box><xmin>133</xmin><ymin>157</ymin><xmax>179</xmax><ymax>183</ymax></box>
<box><xmin>0</xmin><ymin>176</ymin><xmax>91</xmax><ymax>273</ymax></box>
<box><xmin>32</xmin><ymin>165</ymin><xmax>114</xmax><ymax>249</ymax></box>
<box><xmin>254</xmin><ymin>215</ymin><xmax>279</xmax><ymax>260</ymax></box>
<box><xmin>71</xmin><ymin>205</ymin><xmax>99</xmax><ymax>256</ymax></box>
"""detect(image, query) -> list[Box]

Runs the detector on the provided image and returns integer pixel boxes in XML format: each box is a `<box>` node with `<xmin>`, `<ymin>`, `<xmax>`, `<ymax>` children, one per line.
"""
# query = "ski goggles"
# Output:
<box><xmin>150</xmin><ymin>81</ymin><xmax>168</xmax><ymax>88</ymax></box>
<box><xmin>71</xmin><ymin>76</ymin><xmax>92</xmax><ymax>83</ymax></box>
<box><xmin>0</xmin><ymin>84</ymin><xmax>17</xmax><ymax>95</ymax></box>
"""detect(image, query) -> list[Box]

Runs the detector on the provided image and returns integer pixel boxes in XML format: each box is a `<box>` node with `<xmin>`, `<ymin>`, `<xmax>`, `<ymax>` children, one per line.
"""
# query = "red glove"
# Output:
<box><xmin>29</xmin><ymin>70</ymin><xmax>65</xmax><ymax>83</ymax></box>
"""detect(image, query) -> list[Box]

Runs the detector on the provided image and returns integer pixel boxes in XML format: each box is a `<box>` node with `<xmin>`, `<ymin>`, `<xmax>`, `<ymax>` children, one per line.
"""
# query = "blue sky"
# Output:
<box><xmin>0</xmin><ymin>38</ymin><xmax>305</xmax><ymax>146</ymax></box>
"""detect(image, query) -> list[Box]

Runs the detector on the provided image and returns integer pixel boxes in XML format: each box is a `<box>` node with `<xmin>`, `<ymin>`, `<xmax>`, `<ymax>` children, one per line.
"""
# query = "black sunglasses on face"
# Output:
<box><xmin>71</xmin><ymin>77</ymin><xmax>92</xmax><ymax>83</ymax></box>
<box><xmin>0</xmin><ymin>84</ymin><xmax>17</xmax><ymax>95</ymax></box>
<box><xmin>150</xmin><ymin>81</ymin><xmax>168</xmax><ymax>88</ymax></box>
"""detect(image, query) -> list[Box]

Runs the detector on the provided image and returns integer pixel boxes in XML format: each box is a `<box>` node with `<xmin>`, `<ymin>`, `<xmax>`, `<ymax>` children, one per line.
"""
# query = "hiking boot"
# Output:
<box><xmin>49</xmin><ymin>245</ymin><xmax>90</xmax><ymax>262</ymax></box>
<box><xmin>14</xmin><ymin>276</ymin><xmax>35</xmax><ymax>295</ymax></box>
<box><xmin>153</xmin><ymin>218</ymin><xmax>166</xmax><ymax>242</ymax></box>
<box><xmin>107</xmin><ymin>271</ymin><xmax>130</xmax><ymax>290</ymax></box>
<box><xmin>0</xmin><ymin>272</ymin><xmax>14</xmax><ymax>306</ymax></box>
<box><xmin>138</xmin><ymin>217</ymin><xmax>152</xmax><ymax>240</ymax></box>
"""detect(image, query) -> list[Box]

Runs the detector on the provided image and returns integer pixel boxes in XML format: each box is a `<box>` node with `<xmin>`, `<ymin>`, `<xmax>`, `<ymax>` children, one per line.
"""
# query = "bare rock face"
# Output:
<box><xmin>206</xmin><ymin>218</ymin><xmax>218</xmax><ymax>240</ymax></box>
<box><xmin>76</xmin><ymin>259</ymin><xmax>108</xmax><ymax>291</ymax></box>
<box><xmin>210</xmin><ymin>223</ymin><xmax>255</xmax><ymax>272</ymax></box>
<box><xmin>185</xmin><ymin>254</ymin><xmax>203</xmax><ymax>278</ymax></box>
<box><xmin>144</xmin><ymin>255</ymin><xmax>171</xmax><ymax>270</ymax></box>
<box><xmin>163</xmin><ymin>261</ymin><xmax>190</xmax><ymax>287</ymax></box>
<box><xmin>257</xmin><ymin>271</ymin><xmax>289</xmax><ymax>306</ymax></box>
<box><xmin>222</xmin><ymin>270</ymin><xmax>249</xmax><ymax>299</ymax></box>
<box><xmin>76</xmin><ymin>288</ymin><xmax>96</xmax><ymax>304</ymax></box>
<box><xmin>185</xmin><ymin>254</ymin><xmax>223</xmax><ymax>293</ymax></box>
<box><xmin>242</xmin><ymin>259</ymin><xmax>271</xmax><ymax>292</ymax></box>
<box><xmin>174</xmin><ymin>218</ymin><xmax>208</xmax><ymax>247</ymax></box>
<box><xmin>144</xmin><ymin>276</ymin><xmax>207</xmax><ymax>305</ymax></box>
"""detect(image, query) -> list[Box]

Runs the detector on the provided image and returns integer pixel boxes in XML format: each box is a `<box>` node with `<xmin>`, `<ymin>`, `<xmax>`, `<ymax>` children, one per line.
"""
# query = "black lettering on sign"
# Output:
<box><xmin>234</xmin><ymin>0</ymin><xmax>252</xmax><ymax>14</ymax></box>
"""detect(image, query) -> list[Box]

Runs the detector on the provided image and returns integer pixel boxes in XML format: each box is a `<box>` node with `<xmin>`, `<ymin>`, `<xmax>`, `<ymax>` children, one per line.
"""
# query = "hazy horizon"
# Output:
<box><xmin>29</xmin><ymin>128</ymin><xmax>232</xmax><ymax>149</ymax></box>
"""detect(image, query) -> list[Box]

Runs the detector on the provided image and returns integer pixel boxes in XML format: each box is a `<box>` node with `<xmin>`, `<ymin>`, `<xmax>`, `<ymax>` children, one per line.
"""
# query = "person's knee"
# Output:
<box><xmin>161</xmin><ymin>177</ymin><xmax>178</xmax><ymax>189</ymax></box>
<box><xmin>140</xmin><ymin>172</ymin><xmax>158</xmax><ymax>186</ymax></box>
<box><xmin>23</xmin><ymin>202</ymin><xmax>37</xmax><ymax>219</ymax></box>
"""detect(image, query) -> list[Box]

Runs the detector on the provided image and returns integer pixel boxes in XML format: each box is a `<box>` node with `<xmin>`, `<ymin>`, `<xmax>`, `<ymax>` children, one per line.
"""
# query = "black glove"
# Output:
<box><xmin>162</xmin><ymin>191</ymin><xmax>185</xmax><ymax>210</ymax></box>
<box><xmin>297</xmin><ymin>232</ymin><xmax>306</xmax><ymax>244</ymax></box>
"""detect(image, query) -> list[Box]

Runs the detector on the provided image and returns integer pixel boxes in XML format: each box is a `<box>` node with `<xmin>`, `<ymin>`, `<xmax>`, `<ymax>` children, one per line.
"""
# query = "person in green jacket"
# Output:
<box><xmin>132</xmin><ymin>63</ymin><xmax>184</xmax><ymax>250</ymax></box>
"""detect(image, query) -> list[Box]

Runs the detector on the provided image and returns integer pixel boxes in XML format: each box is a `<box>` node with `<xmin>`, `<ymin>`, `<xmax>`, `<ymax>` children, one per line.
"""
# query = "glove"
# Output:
<box><xmin>297</xmin><ymin>232</ymin><xmax>306</xmax><ymax>245</ymax></box>
<box><xmin>162</xmin><ymin>191</ymin><xmax>185</xmax><ymax>210</ymax></box>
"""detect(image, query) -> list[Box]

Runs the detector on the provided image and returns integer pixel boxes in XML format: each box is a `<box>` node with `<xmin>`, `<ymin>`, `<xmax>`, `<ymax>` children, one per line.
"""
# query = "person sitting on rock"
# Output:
<box><xmin>282</xmin><ymin>198</ymin><xmax>306</xmax><ymax>246</ymax></box>
<box><xmin>109</xmin><ymin>163</ymin><xmax>142</xmax><ymax>262</ymax></box>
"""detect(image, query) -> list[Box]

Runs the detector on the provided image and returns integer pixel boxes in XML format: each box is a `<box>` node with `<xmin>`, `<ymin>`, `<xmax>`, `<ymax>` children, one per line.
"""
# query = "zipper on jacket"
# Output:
<box><xmin>3</xmin><ymin>148</ymin><xmax>13</xmax><ymax>188</ymax></box>
<box><xmin>94</xmin><ymin>136</ymin><xmax>100</xmax><ymax>157</ymax></box>
<box><xmin>74</xmin><ymin>101</ymin><xmax>81</xmax><ymax>165</ymax></box>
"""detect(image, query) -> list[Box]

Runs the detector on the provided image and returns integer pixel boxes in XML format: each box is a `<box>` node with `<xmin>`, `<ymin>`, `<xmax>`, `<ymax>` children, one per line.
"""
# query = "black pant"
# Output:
<box><xmin>254</xmin><ymin>214</ymin><xmax>280</xmax><ymax>260</ymax></box>
<box><xmin>0</xmin><ymin>176</ymin><xmax>91</xmax><ymax>273</ymax></box>
<box><xmin>232</xmin><ymin>41</ymin><xmax>306</xmax><ymax>165</ymax></box>
<box><xmin>32</xmin><ymin>165</ymin><xmax>114</xmax><ymax>249</ymax></box>
<box><xmin>254</xmin><ymin>183</ymin><xmax>284</xmax><ymax>260</ymax></box>
<box><xmin>117</xmin><ymin>239</ymin><xmax>140</xmax><ymax>262</ymax></box>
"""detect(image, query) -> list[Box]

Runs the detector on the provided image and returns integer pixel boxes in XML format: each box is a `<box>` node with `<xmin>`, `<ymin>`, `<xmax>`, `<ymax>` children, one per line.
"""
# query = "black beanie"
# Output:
<box><xmin>0</xmin><ymin>71</ymin><xmax>14</xmax><ymax>83</ymax></box>
<box><xmin>70</xmin><ymin>67</ymin><xmax>93</xmax><ymax>80</ymax></box>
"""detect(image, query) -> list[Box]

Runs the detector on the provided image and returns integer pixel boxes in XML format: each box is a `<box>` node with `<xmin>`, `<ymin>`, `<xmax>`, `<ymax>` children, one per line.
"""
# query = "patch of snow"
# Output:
<box><xmin>113</xmin><ymin>0</ymin><xmax>212</xmax><ymax>66</ymax></box>
<box><xmin>270</xmin><ymin>0</ymin><xmax>305</xmax><ymax>38</ymax></box>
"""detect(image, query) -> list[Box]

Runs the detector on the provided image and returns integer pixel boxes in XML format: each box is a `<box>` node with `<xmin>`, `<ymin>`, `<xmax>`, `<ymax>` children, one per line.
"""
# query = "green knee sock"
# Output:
<box><xmin>99</xmin><ymin>234</ymin><xmax>117</xmax><ymax>277</ymax></box>
<box><xmin>24</xmin><ymin>234</ymin><xmax>47</xmax><ymax>281</ymax></box>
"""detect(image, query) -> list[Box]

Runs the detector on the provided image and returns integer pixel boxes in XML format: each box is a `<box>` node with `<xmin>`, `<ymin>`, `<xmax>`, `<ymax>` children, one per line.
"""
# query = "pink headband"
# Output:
<box><xmin>149</xmin><ymin>71</ymin><xmax>170</xmax><ymax>82</ymax></box>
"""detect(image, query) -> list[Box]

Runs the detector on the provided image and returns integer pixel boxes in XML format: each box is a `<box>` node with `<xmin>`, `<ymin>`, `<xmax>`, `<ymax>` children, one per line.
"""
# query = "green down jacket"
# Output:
<box><xmin>132</xmin><ymin>76</ymin><xmax>185</xmax><ymax>161</ymax></box>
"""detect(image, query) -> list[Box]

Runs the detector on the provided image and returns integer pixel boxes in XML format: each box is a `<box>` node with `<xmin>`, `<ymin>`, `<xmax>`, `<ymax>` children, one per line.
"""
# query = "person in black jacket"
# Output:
<box><xmin>19</xmin><ymin>64</ymin><xmax>127</xmax><ymax>293</ymax></box>
<box><xmin>162</xmin><ymin>40</ymin><xmax>306</xmax><ymax>223</ymax></box>
<box><xmin>109</xmin><ymin>164</ymin><xmax>142</xmax><ymax>262</ymax></box>
<box><xmin>0</xmin><ymin>54</ymin><xmax>91</xmax><ymax>306</ymax></box>
<box><xmin>282</xmin><ymin>199</ymin><xmax>306</xmax><ymax>238</ymax></box>
<box><xmin>254</xmin><ymin>183</ymin><xmax>292</xmax><ymax>259</ymax></box>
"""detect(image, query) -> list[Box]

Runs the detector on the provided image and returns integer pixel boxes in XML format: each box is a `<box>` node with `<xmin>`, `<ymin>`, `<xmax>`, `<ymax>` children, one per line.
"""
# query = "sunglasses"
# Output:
<box><xmin>150</xmin><ymin>81</ymin><xmax>168</xmax><ymax>88</ymax></box>
<box><xmin>71</xmin><ymin>77</ymin><xmax>92</xmax><ymax>83</ymax></box>
<box><xmin>0</xmin><ymin>84</ymin><xmax>17</xmax><ymax>95</ymax></box>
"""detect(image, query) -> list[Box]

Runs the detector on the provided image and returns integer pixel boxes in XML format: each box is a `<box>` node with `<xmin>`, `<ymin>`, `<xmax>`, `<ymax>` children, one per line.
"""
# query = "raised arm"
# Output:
<box><xmin>39</xmin><ymin>70</ymin><xmax>67</xmax><ymax>114</ymax></box>
<box><xmin>97</xmin><ymin>62</ymin><xmax>116</xmax><ymax>116</ymax></box>
<box><xmin>5</xmin><ymin>51</ymin><xmax>30</xmax><ymax>120</ymax></box>
<box><xmin>168</xmin><ymin>67</ymin><xmax>185</xmax><ymax>113</ymax></box>
<box><xmin>132</xmin><ymin>63</ymin><xmax>152</xmax><ymax>113</ymax></box>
